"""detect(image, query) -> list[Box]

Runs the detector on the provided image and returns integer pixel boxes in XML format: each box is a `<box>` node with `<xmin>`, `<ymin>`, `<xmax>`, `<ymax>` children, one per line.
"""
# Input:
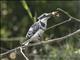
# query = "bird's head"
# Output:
<box><xmin>38</xmin><ymin>13</ymin><xmax>52</xmax><ymax>21</ymax></box>
<box><xmin>38</xmin><ymin>11</ymin><xmax>59</xmax><ymax>23</ymax></box>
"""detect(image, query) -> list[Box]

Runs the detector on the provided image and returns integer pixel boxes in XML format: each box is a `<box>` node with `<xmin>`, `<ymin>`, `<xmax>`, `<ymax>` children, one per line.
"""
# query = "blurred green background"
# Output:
<box><xmin>0</xmin><ymin>0</ymin><xmax>80</xmax><ymax>60</ymax></box>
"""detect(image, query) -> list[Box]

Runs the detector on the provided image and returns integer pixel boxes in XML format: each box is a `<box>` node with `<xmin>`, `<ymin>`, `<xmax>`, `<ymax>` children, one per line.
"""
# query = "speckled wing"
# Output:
<box><xmin>26</xmin><ymin>22</ymin><xmax>40</xmax><ymax>38</ymax></box>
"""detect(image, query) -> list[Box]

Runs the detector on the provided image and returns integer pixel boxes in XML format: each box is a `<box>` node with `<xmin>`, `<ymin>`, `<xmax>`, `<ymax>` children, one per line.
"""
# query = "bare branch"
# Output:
<box><xmin>57</xmin><ymin>8</ymin><xmax>80</xmax><ymax>22</ymax></box>
<box><xmin>0</xmin><ymin>29</ymin><xmax>80</xmax><ymax>56</ymax></box>
<box><xmin>45</xmin><ymin>18</ymin><xmax>71</xmax><ymax>31</ymax></box>
<box><xmin>28</xmin><ymin>29</ymin><xmax>80</xmax><ymax>46</ymax></box>
<box><xmin>0</xmin><ymin>37</ymin><xmax>26</xmax><ymax>41</ymax></box>
<box><xmin>20</xmin><ymin>47</ymin><xmax>29</xmax><ymax>60</ymax></box>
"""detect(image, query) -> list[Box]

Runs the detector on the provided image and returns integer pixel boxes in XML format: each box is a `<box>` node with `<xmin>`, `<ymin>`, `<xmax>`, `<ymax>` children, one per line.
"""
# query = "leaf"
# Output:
<box><xmin>21</xmin><ymin>0</ymin><xmax>34</xmax><ymax>22</ymax></box>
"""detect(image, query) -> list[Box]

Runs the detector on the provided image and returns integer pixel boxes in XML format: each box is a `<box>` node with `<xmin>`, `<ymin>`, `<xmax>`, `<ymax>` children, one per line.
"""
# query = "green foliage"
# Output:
<box><xmin>21</xmin><ymin>0</ymin><xmax>34</xmax><ymax>22</ymax></box>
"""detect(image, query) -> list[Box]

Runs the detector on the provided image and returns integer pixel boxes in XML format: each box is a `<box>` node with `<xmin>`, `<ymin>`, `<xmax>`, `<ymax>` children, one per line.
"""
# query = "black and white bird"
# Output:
<box><xmin>22</xmin><ymin>11</ymin><xmax>59</xmax><ymax>46</ymax></box>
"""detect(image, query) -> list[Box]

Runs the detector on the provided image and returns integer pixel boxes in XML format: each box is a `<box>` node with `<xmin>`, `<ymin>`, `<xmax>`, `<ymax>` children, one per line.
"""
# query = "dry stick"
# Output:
<box><xmin>0</xmin><ymin>37</ymin><xmax>26</xmax><ymax>41</ymax></box>
<box><xmin>46</xmin><ymin>8</ymin><xmax>80</xmax><ymax>31</ymax></box>
<box><xmin>57</xmin><ymin>8</ymin><xmax>80</xmax><ymax>22</ymax></box>
<box><xmin>0</xmin><ymin>29</ymin><xmax>80</xmax><ymax>56</ymax></box>
<box><xmin>20</xmin><ymin>47</ymin><xmax>29</xmax><ymax>60</ymax></box>
<box><xmin>46</xmin><ymin>18</ymin><xmax>72</xmax><ymax>31</ymax></box>
<box><xmin>28</xmin><ymin>29</ymin><xmax>80</xmax><ymax>46</ymax></box>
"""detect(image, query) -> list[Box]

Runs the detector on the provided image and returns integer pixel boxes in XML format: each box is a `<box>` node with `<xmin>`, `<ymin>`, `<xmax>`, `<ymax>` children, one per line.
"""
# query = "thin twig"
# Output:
<box><xmin>20</xmin><ymin>47</ymin><xmax>29</xmax><ymax>60</ymax></box>
<box><xmin>57</xmin><ymin>8</ymin><xmax>80</xmax><ymax>22</ymax></box>
<box><xmin>0</xmin><ymin>37</ymin><xmax>26</xmax><ymax>41</ymax></box>
<box><xmin>0</xmin><ymin>29</ymin><xmax>80</xmax><ymax>56</ymax></box>
<box><xmin>28</xmin><ymin>29</ymin><xmax>80</xmax><ymax>46</ymax></box>
<box><xmin>45</xmin><ymin>18</ymin><xmax>72</xmax><ymax>31</ymax></box>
